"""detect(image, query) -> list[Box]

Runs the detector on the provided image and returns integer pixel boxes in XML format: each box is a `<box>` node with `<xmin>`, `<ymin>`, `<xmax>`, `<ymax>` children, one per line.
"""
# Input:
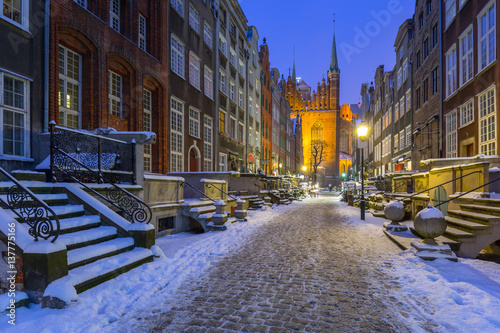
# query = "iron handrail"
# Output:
<box><xmin>396</xmin><ymin>171</ymin><xmax>482</xmax><ymax>202</ymax></box>
<box><xmin>204</xmin><ymin>183</ymin><xmax>238</xmax><ymax>200</ymax></box>
<box><xmin>436</xmin><ymin>175</ymin><xmax>500</xmax><ymax>208</ymax></box>
<box><xmin>180</xmin><ymin>181</ymin><xmax>215</xmax><ymax>202</ymax></box>
<box><xmin>0</xmin><ymin>167</ymin><xmax>61</xmax><ymax>242</ymax></box>
<box><xmin>51</xmin><ymin>148</ymin><xmax>152</xmax><ymax>223</ymax></box>
<box><xmin>393</xmin><ymin>178</ymin><xmax>412</xmax><ymax>193</ymax></box>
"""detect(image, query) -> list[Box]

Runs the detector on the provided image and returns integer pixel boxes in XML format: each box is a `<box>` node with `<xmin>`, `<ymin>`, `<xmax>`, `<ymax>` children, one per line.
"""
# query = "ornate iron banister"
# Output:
<box><xmin>436</xmin><ymin>175</ymin><xmax>500</xmax><ymax>208</ymax></box>
<box><xmin>204</xmin><ymin>183</ymin><xmax>238</xmax><ymax>200</ymax></box>
<box><xmin>393</xmin><ymin>178</ymin><xmax>413</xmax><ymax>193</ymax></box>
<box><xmin>396</xmin><ymin>171</ymin><xmax>482</xmax><ymax>202</ymax></box>
<box><xmin>179</xmin><ymin>181</ymin><xmax>215</xmax><ymax>202</ymax></box>
<box><xmin>0</xmin><ymin>167</ymin><xmax>60</xmax><ymax>242</ymax></box>
<box><xmin>51</xmin><ymin>147</ymin><xmax>152</xmax><ymax>224</ymax></box>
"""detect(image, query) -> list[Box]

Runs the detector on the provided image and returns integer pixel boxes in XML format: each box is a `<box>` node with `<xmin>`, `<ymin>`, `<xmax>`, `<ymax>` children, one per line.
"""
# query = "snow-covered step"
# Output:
<box><xmin>0</xmin><ymin>193</ymin><xmax>69</xmax><ymax>206</ymax></box>
<box><xmin>189</xmin><ymin>205</ymin><xmax>216</xmax><ymax>215</ymax></box>
<box><xmin>67</xmin><ymin>237</ymin><xmax>135</xmax><ymax>269</ymax></box>
<box><xmin>445</xmin><ymin>216</ymin><xmax>490</xmax><ymax>231</ymax></box>
<box><xmin>58</xmin><ymin>226</ymin><xmax>117</xmax><ymax>250</ymax></box>
<box><xmin>51</xmin><ymin>248</ymin><xmax>153</xmax><ymax>293</ymax></box>
<box><xmin>444</xmin><ymin>226</ymin><xmax>476</xmax><ymax>241</ymax></box>
<box><xmin>197</xmin><ymin>213</ymin><xmax>214</xmax><ymax>221</ymax></box>
<box><xmin>447</xmin><ymin>209</ymin><xmax>500</xmax><ymax>223</ymax></box>
<box><xmin>180</xmin><ymin>200</ymin><xmax>216</xmax><ymax>208</ymax></box>
<box><xmin>54</xmin><ymin>215</ymin><xmax>102</xmax><ymax>234</ymax></box>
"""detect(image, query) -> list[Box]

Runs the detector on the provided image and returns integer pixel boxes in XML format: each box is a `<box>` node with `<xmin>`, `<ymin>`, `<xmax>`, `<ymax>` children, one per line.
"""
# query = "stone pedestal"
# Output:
<box><xmin>411</xmin><ymin>239</ymin><xmax>458</xmax><ymax>262</ymax></box>
<box><xmin>383</xmin><ymin>201</ymin><xmax>408</xmax><ymax>232</ymax></box>
<box><xmin>129</xmin><ymin>223</ymin><xmax>156</xmax><ymax>248</ymax></box>
<box><xmin>211</xmin><ymin>199</ymin><xmax>228</xmax><ymax>226</ymax></box>
<box><xmin>234</xmin><ymin>199</ymin><xmax>247</xmax><ymax>221</ymax></box>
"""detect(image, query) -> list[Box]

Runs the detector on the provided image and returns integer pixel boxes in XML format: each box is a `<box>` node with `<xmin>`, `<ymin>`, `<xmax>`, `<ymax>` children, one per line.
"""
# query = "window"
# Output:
<box><xmin>219</xmin><ymin>33</ymin><xmax>227</xmax><ymax>57</ymax></box>
<box><xmin>204</xmin><ymin>116</ymin><xmax>213</xmax><ymax>171</ymax></box>
<box><xmin>138</xmin><ymin>14</ymin><xmax>147</xmax><ymax>51</ymax></box>
<box><xmin>479</xmin><ymin>86</ymin><xmax>496</xmax><ymax>155</ymax></box>
<box><xmin>446</xmin><ymin>110</ymin><xmax>457</xmax><ymax>157</ymax></box>
<box><xmin>229</xmin><ymin>80</ymin><xmax>235</xmax><ymax>101</ymax></box>
<box><xmin>249</xmin><ymin>127</ymin><xmax>253</xmax><ymax>146</ymax></box>
<box><xmin>416</xmin><ymin>87</ymin><xmax>421</xmax><ymax>109</ymax></box>
<box><xmin>1</xmin><ymin>74</ymin><xmax>28</xmax><ymax>157</ymax></box>
<box><xmin>419</xmin><ymin>13</ymin><xmax>424</xmax><ymax>30</ymax></box>
<box><xmin>416</xmin><ymin>50</ymin><xmax>421</xmax><ymax>69</ymax></box>
<box><xmin>432</xmin><ymin>67</ymin><xmax>439</xmax><ymax>95</ymax></box>
<box><xmin>406</xmin><ymin>125</ymin><xmax>412</xmax><ymax>147</ymax></box>
<box><xmin>255</xmin><ymin>104</ymin><xmax>260</xmax><ymax>120</ymax></box>
<box><xmin>399</xmin><ymin>130</ymin><xmax>405</xmax><ymax>150</ymax></box>
<box><xmin>238</xmin><ymin>59</ymin><xmax>245</xmax><ymax>79</ymax></box>
<box><xmin>2</xmin><ymin>0</ymin><xmax>28</xmax><ymax>28</ymax></box>
<box><xmin>339</xmin><ymin>130</ymin><xmax>349</xmax><ymax>152</ymax></box>
<box><xmin>460</xmin><ymin>98</ymin><xmax>474</xmax><ymax>127</ymax></box>
<box><xmin>397</xmin><ymin>67</ymin><xmax>402</xmax><ymax>89</ymax></box>
<box><xmin>394</xmin><ymin>133</ymin><xmax>399</xmax><ymax>151</ymax></box>
<box><xmin>229</xmin><ymin>47</ymin><xmax>237</xmax><ymax>67</ymax></box>
<box><xmin>188</xmin><ymin>107</ymin><xmax>200</xmax><ymax>138</ymax></box>
<box><xmin>143</xmin><ymin>89</ymin><xmax>152</xmax><ymax>172</ymax></box>
<box><xmin>446</xmin><ymin>46</ymin><xmax>457</xmax><ymax>97</ymax></box>
<box><xmin>229</xmin><ymin>117</ymin><xmax>236</xmax><ymax>139</ymax></box>
<box><xmin>204</xmin><ymin>21</ymin><xmax>213</xmax><ymax>49</ymax></box>
<box><xmin>427</xmin><ymin>0</ymin><xmax>432</xmax><ymax>15</ymax></box>
<box><xmin>238</xmin><ymin>89</ymin><xmax>244</xmax><ymax>109</ymax></box>
<box><xmin>110</xmin><ymin>0</ymin><xmax>120</xmax><ymax>32</ymax></box>
<box><xmin>478</xmin><ymin>2</ymin><xmax>496</xmax><ymax>71</ymax></box>
<box><xmin>460</xmin><ymin>27</ymin><xmax>473</xmax><ymax>85</ymax></box>
<box><xmin>248</xmin><ymin>97</ymin><xmax>253</xmax><ymax>115</ymax></box>
<box><xmin>109</xmin><ymin>71</ymin><xmax>122</xmax><ymax>117</ymax></box>
<box><xmin>423</xmin><ymin>37</ymin><xmax>429</xmax><ymax>59</ymax></box>
<box><xmin>189</xmin><ymin>5</ymin><xmax>200</xmax><ymax>33</ymax></box>
<box><xmin>403</xmin><ymin>59</ymin><xmax>408</xmax><ymax>82</ymax></box>
<box><xmin>204</xmin><ymin>66</ymin><xmax>213</xmax><ymax>99</ymax></box>
<box><xmin>219</xmin><ymin>110</ymin><xmax>226</xmax><ymax>133</ymax></box>
<box><xmin>423</xmin><ymin>78</ymin><xmax>429</xmax><ymax>103</ymax></box>
<box><xmin>460</xmin><ymin>0</ymin><xmax>468</xmax><ymax>8</ymax></box>
<box><xmin>219</xmin><ymin>71</ymin><xmax>226</xmax><ymax>94</ymax></box>
<box><xmin>171</xmin><ymin>97</ymin><xmax>184</xmax><ymax>172</ymax></box>
<box><xmin>406</xmin><ymin>89</ymin><xmax>411</xmax><ymax>113</ymax></box>
<box><xmin>432</xmin><ymin>24</ymin><xmax>438</xmax><ymax>48</ymax></box>
<box><xmin>74</xmin><ymin>0</ymin><xmax>86</xmax><ymax>8</ymax></box>
<box><xmin>171</xmin><ymin>35</ymin><xmax>185</xmax><ymax>78</ymax></box>
<box><xmin>59</xmin><ymin>46</ymin><xmax>81</xmax><ymax>129</ymax></box>
<box><xmin>171</xmin><ymin>0</ymin><xmax>184</xmax><ymax>16</ymax></box>
<box><xmin>219</xmin><ymin>153</ymin><xmax>227</xmax><ymax>171</ymax></box>
<box><xmin>445</xmin><ymin>0</ymin><xmax>456</xmax><ymax>28</ymax></box>
<box><xmin>238</xmin><ymin>123</ymin><xmax>244</xmax><ymax>143</ymax></box>
<box><xmin>189</xmin><ymin>52</ymin><xmax>201</xmax><ymax>89</ymax></box>
<box><xmin>394</xmin><ymin>103</ymin><xmax>400</xmax><ymax>122</ymax></box>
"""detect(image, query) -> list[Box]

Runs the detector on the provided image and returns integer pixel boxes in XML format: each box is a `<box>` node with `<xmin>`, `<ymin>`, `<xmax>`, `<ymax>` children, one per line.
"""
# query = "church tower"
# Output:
<box><xmin>328</xmin><ymin>20</ymin><xmax>340</xmax><ymax>112</ymax></box>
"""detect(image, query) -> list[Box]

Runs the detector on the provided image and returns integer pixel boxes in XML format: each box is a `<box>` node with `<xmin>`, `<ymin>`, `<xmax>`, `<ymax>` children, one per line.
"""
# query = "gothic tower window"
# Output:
<box><xmin>339</xmin><ymin>129</ymin><xmax>349</xmax><ymax>152</ymax></box>
<box><xmin>311</xmin><ymin>121</ymin><xmax>323</xmax><ymax>142</ymax></box>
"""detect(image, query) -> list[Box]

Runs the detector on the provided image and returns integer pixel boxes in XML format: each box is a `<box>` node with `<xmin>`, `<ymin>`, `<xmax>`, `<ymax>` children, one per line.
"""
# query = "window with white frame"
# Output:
<box><xmin>460</xmin><ymin>98</ymin><xmax>474</xmax><ymax>127</ymax></box>
<box><xmin>189</xmin><ymin>52</ymin><xmax>201</xmax><ymax>90</ymax></box>
<box><xmin>478</xmin><ymin>2</ymin><xmax>496</xmax><ymax>71</ymax></box>
<box><xmin>59</xmin><ymin>46</ymin><xmax>81</xmax><ymax>129</ymax></box>
<box><xmin>219</xmin><ymin>153</ymin><xmax>227</xmax><ymax>171</ymax></box>
<box><xmin>109</xmin><ymin>71</ymin><xmax>122</xmax><ymax>117</ymax></box>
<box><xmin>238</xmin><ymin>59</ymin><xmax>245</xmax><ymax>79</ymax></box>
<box><xmin>369</xmin><ymin>137</ymin><xmax>373</xmax><ymax>154</ymax></box>
<box><xmin>171</xmin><ymin>35</ymin><xmax>185</xmax><ymax>78</ymax></box>
<box><xmin>394</xmin><ymin>133</ymin><xmax>399</xmax><ymax>151</ymax></box>
<box><xmin>229</xmin><ymin>117</ymin><xmax>236</xmax><ymax>139</ymax></box>
<box><xmin>1</xmin><ymin>74</ymin><xmax>28</xmax><ymax>157</ymax></box>
<box><xmin>460</xmin><ymin>26</ymin><xmax>473</xmax><ymax>85</ymax></box>
<box><xmin>445</xmin><ymin>0</ymin><xmax>456</xmax><ymax>29</ymax></box>
<box><xmin>394</xmin><ymin>103</ymin><xmax>400</xmax><ymax>122</ymax></box>
<box><xmin>171</xmin><ymin>0</ymin><xmax>184</xmax><ymax>16</ymax></box>
<box><xmin>110</xmin><ymin>0</ymin><xmax>120</xmax><ymax>31</ymax></box>
<box><xmin>400</xmin><ymin>97</ymin><xmax>405</xmax><ymax>116</ymax></box>
<box><xmin>204</xmin><ymin>66</ymin><xmax>213</xmax><ymax>99</ymax></box>
<box><xmin>2</xmin><ymin>0</ymin><xmax>28</xmax><ymax>28</ymax></box>
<box><xmin>248</xmin><ymin>127</ymin><xmax>253</xmax><ymax>146</ymax></box>
<box><xmin>406</xmin><ymin>125</ymin><xmax>412</xmax><ymax>147</ymax></box>
<box><xmin>255</xmin><ymin>131</ymin><xmax>259</xmax><ymax>148</ymax></box>
<box><xmin>479</xmin><ymin>86</ymin><xmax>496</xmax><ymax>155</ymax></box>
<box><xmin>204</xmin><ymin>21</ymin><xmax>213</xmax><ymax>49</ymax></box>
<box><xmin>189</xmin><ymin>5</ymin><xmax>200</xmax><ymax>33</ymax></box>
<box><xmin>249</xmin><ymin>70</ymin><xmax>253</xmax><ymax>86</ymax></box>
<box><xmin>74</xmin><ymin>0</ymin><xmax>87</xmax><ymax>8</ymax></box>
<box><xmin>255</xmin><ymin>104</ymin><xmax>260</xmax><ymax>120</ymax></box>
<box><xmin>203</xmin><ymin>116</ymin><xmax>213</xmax><ymax>171</ymax></box>
<box><xmin>460</xmin><ymin>0</ymin><xmax>468</xmax><ymax>9</ymax></box>
<box><xmin>238</xmin><ymin>123</ymin><xmax>244</xmax><ymax>143</ymax></box>
<box><xmin>446</xmin><ymin>45</ymin><xmax>457</xmax><ymax>97</ymax></box>
<box><xmin>219</xmin><ymin>33</ymin><xmax>227</xmax><ymax>57</ymax></box>
<box><xmin>399</xmin><ymin>130</ymin><xmax>405</xmax><ymax>149</ymax></box>
<box><xmin>219</xmin><ymin>71</ymin><xmax>226</xmax><ymax>94</ymax></box>
<box><xmin>229</xmin><ymin>47</ymin><xmax>236</xmax><ymax>67</ymax></box>
<box><xmin>248</xmin><ymin>97</ymin><xmax>253</xmax><ymax>115</ymax></box>
<box><xmin>171</xmin><ymin>97</ymin><xmax>184</xmax><ymax>172</ymax></box>
<box><xmin>446</xmin><ymin>110</ymin><xmax>457</xmax><ymax>157</ymax></box>
<box><xmin>406</xmin><ymin>89</ymin><xmax>411</xmax><ymax>113</ymax></box>
<box><xmin>238</xmin><ymin>89</ymin><xmax>244</xmax><ymax>109</ymax></box>
<box><xmin>397</xmin><ymin>67</ymin><xmax>402</xmax><ymax>89</ymax></box>
<box><xmin>139</xmin><ymin>14</ymin><xmax>146</xmax><ymax>51</ymax></box>
<box><xmin>403</xmin><ymin>58</ymin><xmax>408</xmax><ymax>82</ymax></box>
<box><xmin>189</xmin><ymin>107</ymin><xmax>200</xmax><ymax>138</ymax></box>
<box><xmin>229</xmin><ymin>80</ymin><xmax>235</xmax><ymax>101</ymax></box>
<box><xmin>143</xmin><ymin>89</ymin><xmax>152</xmax><ymax>172</ymax></box>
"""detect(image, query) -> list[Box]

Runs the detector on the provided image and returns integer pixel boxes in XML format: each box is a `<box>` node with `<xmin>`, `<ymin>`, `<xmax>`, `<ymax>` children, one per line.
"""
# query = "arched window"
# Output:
<box><xmin>311</xmin><ymin>121</ymin><xmax>323</xmax><ymax>142</ymax></box>
<box><xmin>339</xmin><ymin>129</ymin><xmax>349</xmax><ymax>152</ymax></box>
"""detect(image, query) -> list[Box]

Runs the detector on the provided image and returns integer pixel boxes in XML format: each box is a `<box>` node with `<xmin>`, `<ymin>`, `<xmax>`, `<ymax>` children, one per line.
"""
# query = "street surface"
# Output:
<box><xmin>138</xmin><ymin>194</ymin><xmax>415</xmax><ymax>332</ymax></box>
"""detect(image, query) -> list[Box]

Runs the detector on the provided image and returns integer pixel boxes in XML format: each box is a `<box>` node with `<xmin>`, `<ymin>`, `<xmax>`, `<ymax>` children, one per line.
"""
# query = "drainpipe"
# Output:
<box><xmin>244</xmin><ymin>49</ymin><xmax>250</xmax><ymax>172</ymax></box>
<box><xmin>211</xmin><ymin>1</ymin><xmax>219</xmax><ymax>170</ymax></box>
<box><xmin>410</xmin><ymin>59</ymin><xmax>414</xmax><ymax>169</ymax></box>
<box><xmin>438</xmin><ymin>0</ymin><xmax>443</xmax><ymax>157</ymax></box>
<box><xmin>43</xmin><ymin>0</ymin><xmax>51</xmax><ymax>132</ymax></box>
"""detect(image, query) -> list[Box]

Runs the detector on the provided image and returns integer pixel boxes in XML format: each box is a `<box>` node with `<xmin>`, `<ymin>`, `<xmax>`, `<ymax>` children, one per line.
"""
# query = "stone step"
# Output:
<box><xmin>460</xmin><ymin>204</ymin><xmax>500</xmax><ymax>219</ymax></box>
<box><xmin>189</xmin><ymin>205</ymin><xmax>216</xmax><ymax>216</ymax></box>
<box><xmin>435</xmin><ymin>236</ymin><xmax>461</xmax><ymax>252</ymax></box>
<box><xmin>9</xmin><ymin>204</ymin><xmax>85</xmax><ymax>221</ymax></box>
<box><xmin>455</xmin><ymin>197</ymin><xmax>500</xmax><ymax>208</ymax></box>
<box><xmin>0</xmin><ymin>193</ymin><xmax>69</xmax><ymax>207</ymax></box>
<box><xmin>445</xmin><ymin>216</ymin><xmax>490</xmax><ymax>232</ymax></box>
<box><xmin>67</xmin><ymin>237</ymin><xmax>135</xmax><ymax>270</ymax></box>
<box><xmin>444</xmin><ymin>226</ymin><xmax>476</xmax><ymax>242</ymax></box>
<box><xmin>447</xmin><ymin>209</ymin><xmax>500</xmax><ymax>224</ymax></box>
<box><xmin>54</xmin><ymin>215</ymin><xmax>102</xmax><ymax>234</ymax></box>
<box><xmin>58</xmin><ymin>226</ymin><xmax>118</xmax><ymax>250</ymax></box>
<box><xmin>180</xmin><ymin>200</ymin><xmax>217</xmax><ymax>208</ymax></box>
<box><xmin>0</xmin><ymin>182</ymin><xmax>55</xmax><ymax>194</ymax></box>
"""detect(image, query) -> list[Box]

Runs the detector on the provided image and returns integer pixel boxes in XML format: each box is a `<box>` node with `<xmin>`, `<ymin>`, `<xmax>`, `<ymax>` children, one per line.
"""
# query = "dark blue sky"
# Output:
<box><xmin>239</xmin><ymin>0</ymin><xmax>416</xmax><ymax>105</ymax></box>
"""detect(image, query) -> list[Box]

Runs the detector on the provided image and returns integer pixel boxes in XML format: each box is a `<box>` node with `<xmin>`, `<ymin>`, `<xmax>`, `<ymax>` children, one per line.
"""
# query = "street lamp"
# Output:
<box><xmin>357</xmin><ymin>121</ymin><xmax>369</xmax><ymax>220</ymax></box>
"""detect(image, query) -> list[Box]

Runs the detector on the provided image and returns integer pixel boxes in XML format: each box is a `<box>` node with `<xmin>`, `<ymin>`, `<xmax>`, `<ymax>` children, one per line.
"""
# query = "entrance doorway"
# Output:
<box><xmin>189</xmin><ymin>147</ymin><xmax>200</xmax><ymax>172</ymax></box>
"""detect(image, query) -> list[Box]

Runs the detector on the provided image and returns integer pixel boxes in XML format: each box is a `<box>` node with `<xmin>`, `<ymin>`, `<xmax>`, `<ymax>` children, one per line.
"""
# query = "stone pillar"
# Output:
<box><xmin>23</xmin><ymin>241</ymin><xmax>68</xmax><ymax>303</ymax></box>
<box><xmin>211</xmin><ymin>199</ymin><xmax>228</xmax><ymax>226</ymax></box>
<box><xmin>234</xmin><ymin>199</ymin><xmax>247</xmax><ymax>221</ymax></box>
<box><xmin>129</xmin><ymin>223</ymin><xmax>156</xmax><ymax>248</ymax></box>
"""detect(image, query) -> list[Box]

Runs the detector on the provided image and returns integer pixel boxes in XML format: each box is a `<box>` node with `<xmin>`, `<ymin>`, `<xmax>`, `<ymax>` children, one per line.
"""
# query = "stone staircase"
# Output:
<box><xmin>180</xmin><ymin>200</ymin><xmax>235</xmax><ymax>231</ymax></box>
<box><xmin>436</xmin><ymin>197</ymin><xmax>500</xmax><ymax>258</ymax></box>
<box><xmin>0</xmin><ymin>181</ymin><xmax>154</xmax><ymax>299</ymax></box>
<box><xmin>247</xmin><ymin>195</ymin><xmax>265</xmax><ymax>210</ymax></box>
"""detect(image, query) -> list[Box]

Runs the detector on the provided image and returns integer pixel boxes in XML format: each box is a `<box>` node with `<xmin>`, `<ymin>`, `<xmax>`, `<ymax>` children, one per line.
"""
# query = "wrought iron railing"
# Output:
<box><xmin>436</xmin><ymin>175</ymin><xmax>500</xmax><ymax>208</ymax></box>
<box><xmin>393</xmin><ymin>178</ymin><xmax>414</xmax><ymax>193</ymax></box>
<box><xmin>179</xmin><ymin>181</ymin><xmax>215</xmax><ymax>202</ymax></box>
<box><xmin>205</xmin><ymin>183</ymin><xmax>238</xmax><ymax>200</ymax></box>
<box><xmin>50</xmin><ymin>122</ymin><xmax>135</xmax><ymax>184</ymax></box>
<box><xmin>0</xmin><ymin>167</ymin><xmax>60</xmax><ymax>242</ymax></box>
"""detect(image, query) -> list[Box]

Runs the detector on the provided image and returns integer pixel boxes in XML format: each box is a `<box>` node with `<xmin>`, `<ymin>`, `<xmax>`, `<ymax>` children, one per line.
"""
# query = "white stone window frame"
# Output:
<box><xmin>110</xmin><ymin>0</ymin><xmax>120</xmax><ymax>32</ymax></box>
<box><xmin>219</xmin><ymin>70</ymin><xmax>226</xmax><ymax>94</ymax></box>
<box><xmin>170</xmin><ymin>96</ymin><xmax>184</xmax><ymax>172</ymax></box>
<box><xmin>203</xmin><ymin>21</ymin><xmax>213</xmax><ymax>49</ymax></box>
<box><xmin>445</xmin><ymin>0</ymin><xmax>456</xmax><ymax>29</ymax></box>
<box><xmin>59</xmin><ymin>45</ymin><xmax>82</xmax><ymax>129</ymax></box>
<box><xmin>1</xmin><ymin>0</ymin><xmax>29</xmax><ymax>31</ymax></box>
<box><xmin>238</xmin><ymin>58</ymin><xmax>245</xmax><ymax>79</ymax></box>
<box><xmin>394</xmin><ymin>133</ymin><xmax>399</xmax><ymax>152</ymax></box>
<box><xmin>399</xmin><ymin>130</ymin><xmax>405</xmax><ymax>150</ymax></box>
<box><xmin>405</xmin><ymin>125</ymin><xmax>412</xmax><ymax>147</ymax></box>
<box><xmin>229</xmin><ymin>47</ymin><xmax>237</xmax><ymax>68</ymax></box>
<box><xmin>0</xmin><ymin>72</ymin><xmax>30</xmax><ymax>157</ymax></box>
<box><xmin>139</xmin><ymin>14</ymin><xmax>147</xmax><ymax>51</ymax></box>
<box><xmin>204</xmin><ymin>65</ymin><xmax>213</xmax><ymax>99</ymax></box>
<box><xmin>143</xmin><ymin>89</ymin><xmax>152</xmax><ymax>172</ymax></box>
<box><xmin>203</xmin><ymin>115</ymin><xmax>213</xmax><ymax>171</ymax></box>
<box><xmin>189</xmin><ymin>106</ymin><xmax>200</xmax><ymax>139</ymax></box>
<box><xmin>189</xmin><ymin>51</ymin><xmax>201</xmax><ymax>90</ymax></box>
<box><xmin>477</xmin><ymin>1</ymin><xmax>496</xmax><ymax>71</ymax></box>
<box><xmin>397</xmin><ymin>67</ymin><xmax>402</xmax><ymax>90</ymax></box>
<box><xmin>459</xmin><ymin>98</ymin><xmax>474</xmax><ymax>127</ymax></box>
<box><xmin>109</xmin><ymin>70</ymin><xmax>122</xmax><ymax>117</ymax></box>
<box><xmin>238</xmin><ymin>122</ymin><xmax>244</xmax><ymax>143</ymax></box>
<box><xmin>459</xmin><ymin>25</ymin><xmax>474</xmax><ymax>86</ymax></box>
<box><xmin>406</xmin><ymin>89</ymin><xmax>411</xmax><ymax>113</ymax></box>
<box><xmin>219</xmin><ymin>33</ymin><xmax>227</xmax><ymax>57</ymax></box>
<box><xmin>219</xmin><ymin>153</ymin><xmax>227</xmax><ymax>171</ymax></box>
<box><xmin>229</xmin><ymin>116</ymin><xmax>237</xmax><ymax>139</ymax></box>
<box><xmin>445</xmin><ymin>44</ymin><xmax>457</xmax><ymax>97</ymax></box>
<box><xmin>189</xmin><ymin>4</ymin><xmax>200</xmax><ymax>34</ymax></box>
<box><xmin>171</xmin><ymin>0</ymin><xmax>184</xmax><ymax>17</ymax></box>
<box><xmin>478</xmin><ymin>85</ymin><xmax>496</xmax><ymax>155</ymax></box>
<box><xmin>229</xmin><ymin>80</ymin><xmax>236</xmax><ymax>101</ymax></box>
<box><xmin>394</xmin><ymin>102</ymin><xmax>400</xmax><ymax>122</ymax></box>
<box><xmin>171</xmin><ymin>34</ymin><xmax>185</xmax><ymax>79</ymax></box>
<box><xmin>248</xmin><ymin>97</ymin><xmax>253</xmax><ymax>116</ymax></box>
<box><xmin>446</xmin><ymin>109</ymin><xmax>458</xmax><ymax>158</ymax></box>
<box><xmin>402</xmin><ymin>58</ymin><xmax>408</xmax><ymax>82</ymax></box>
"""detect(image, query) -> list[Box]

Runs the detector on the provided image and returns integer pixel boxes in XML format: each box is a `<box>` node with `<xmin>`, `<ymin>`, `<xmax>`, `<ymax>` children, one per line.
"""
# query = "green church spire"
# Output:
<box><xmin>328</xmin><ymin>16</ymin><xmax>340</xmax><ymax>75</ymax></box>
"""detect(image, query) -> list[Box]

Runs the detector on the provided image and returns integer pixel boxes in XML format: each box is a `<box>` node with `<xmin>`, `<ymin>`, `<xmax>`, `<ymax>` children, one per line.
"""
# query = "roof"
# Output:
<box><xmin>297</xmin><ymin>80</ymin><xmax>310</xmax><ymax>89</ymax></box>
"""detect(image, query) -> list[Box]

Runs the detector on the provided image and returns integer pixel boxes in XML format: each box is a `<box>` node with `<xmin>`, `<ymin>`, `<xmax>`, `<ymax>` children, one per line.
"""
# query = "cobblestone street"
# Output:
<box><xmin>140</xmin><ymin>195</ymin><xmax>411</xmax><ymax>332</ymax></box>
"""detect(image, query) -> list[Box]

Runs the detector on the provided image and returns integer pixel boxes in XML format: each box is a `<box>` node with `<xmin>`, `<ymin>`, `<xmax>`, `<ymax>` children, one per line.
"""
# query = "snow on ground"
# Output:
<box><xmin>342</xmin><ymin>200</ymin><xmax>500</xmax><ymax>333</ymax></box>
<box><xmin>0</xmin><ymin>203</ymin><xmax>292</xmax><ymax>332</ymax></box>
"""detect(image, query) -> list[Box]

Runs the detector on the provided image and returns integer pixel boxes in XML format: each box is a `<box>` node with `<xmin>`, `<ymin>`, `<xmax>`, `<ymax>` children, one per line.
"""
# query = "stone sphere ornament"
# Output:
<box><xmin>384</xmin><ymin>201</ymin><xmax>405</xmax><ymax>222</ymax></box>
<box><xmin>413</xmin><ymin>204</ymin><xmax>447</xmax><ymax>239</ymax></box>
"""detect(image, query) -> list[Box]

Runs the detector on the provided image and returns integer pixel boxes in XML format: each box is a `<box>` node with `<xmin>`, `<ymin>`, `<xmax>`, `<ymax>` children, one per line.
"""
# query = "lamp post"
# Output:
<box><xmin>357</xmin><ymin>121</ymin><xmax>369</xmax><ymax>220</ymax></box>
